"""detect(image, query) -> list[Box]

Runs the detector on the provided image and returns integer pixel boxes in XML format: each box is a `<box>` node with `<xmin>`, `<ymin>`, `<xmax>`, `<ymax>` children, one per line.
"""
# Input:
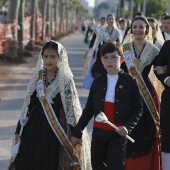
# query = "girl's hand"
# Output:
<box><xmin>13</xmin><ymin>134</ymin><xmax>20</xmax><ymax>145</ymax></box>
<box><xmin>71</xmin><ymin>136</ymin><xmax>82</xmax><ymax>148</ymax></box>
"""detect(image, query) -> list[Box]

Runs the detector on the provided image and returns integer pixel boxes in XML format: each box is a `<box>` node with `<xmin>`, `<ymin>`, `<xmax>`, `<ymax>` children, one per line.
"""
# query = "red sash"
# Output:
<box><xmin>94</xmin><ymin>101</ymin><xmax>123</xmax><ymax>131</ymax></box>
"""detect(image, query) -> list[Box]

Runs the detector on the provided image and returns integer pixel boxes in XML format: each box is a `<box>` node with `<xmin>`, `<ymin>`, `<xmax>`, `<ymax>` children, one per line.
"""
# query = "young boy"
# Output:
<box><xmin>71</xmin><ymin>42</ymin><xmax>143</xmax><ymax>170</ymax></box>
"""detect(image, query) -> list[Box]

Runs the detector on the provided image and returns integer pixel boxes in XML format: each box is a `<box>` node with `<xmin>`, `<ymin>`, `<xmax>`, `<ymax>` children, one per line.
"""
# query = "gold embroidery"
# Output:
<box><xmin>133</xmin><ymin>58</ymin><xmax>141</xmax><ymax>70</ymax></box>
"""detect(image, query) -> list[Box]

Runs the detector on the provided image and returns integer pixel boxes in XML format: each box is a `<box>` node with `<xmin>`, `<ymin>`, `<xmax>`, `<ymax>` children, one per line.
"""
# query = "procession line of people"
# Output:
<box><xmin>8</xmin><ymin>11</ymin><xmax>170</xmax><ymax>170</ymax></box>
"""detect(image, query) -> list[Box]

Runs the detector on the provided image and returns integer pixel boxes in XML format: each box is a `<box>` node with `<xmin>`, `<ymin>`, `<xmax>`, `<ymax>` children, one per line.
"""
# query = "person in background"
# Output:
<box><xmin>147</xmin><ymin>17</ymin><xmax>165</xmax><ymax>49</ymax></box>
<box><xmin>161</xmin><ymin>15</ymin><xmax>170</xmax><ymax>41</ymax></box>
<box><xmin>83</xmin><ymin>14</ymin><xmax>122</xmax><ymax>89</ymax></box>
<box><xmin>84</xmin><ymin>18</ymin><xmax>95</xmax><ymax>44</ymax></box>
<box><xmin>71</xmin><ymin>42</ymin><xmax>143</xmax><ymax>170</ymax></box>
<box><xmin>119</xmin><ymin>19</ymin><xmax>127</xmax><ymax>42</ymax></box>
<box><xmin>160</xmin><ymin>13</ymin><xmax>169</xmax><ymax>31</ymax></box>
<box><xmin>91</xmin><ymin>13</ymin><xmax>122</xmax><ymax>79</ymax></box>
<box><xmin>82</xmin><ymin>17</ymin><xmax>106</xmax><ymax>76</ymax></box>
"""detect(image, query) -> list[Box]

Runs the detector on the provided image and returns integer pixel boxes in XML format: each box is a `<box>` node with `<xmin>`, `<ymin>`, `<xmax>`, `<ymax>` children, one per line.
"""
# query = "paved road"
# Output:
<box><xmin>0</xmin><ymin>32</ymin><xmax>92</xmax><ymax>169</ymax></box>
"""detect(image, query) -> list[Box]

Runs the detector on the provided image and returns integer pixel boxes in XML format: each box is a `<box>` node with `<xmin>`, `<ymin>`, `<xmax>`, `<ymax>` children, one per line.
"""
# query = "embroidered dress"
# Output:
<box><xmin>15</xmin><ymin>92</ymin><xmax>72</xmax><ymax>170</ymax></box>
<box><xmin>122</xmin><ymin>42</ymin><xmax>161</xmax><ymax>170</ymax></box>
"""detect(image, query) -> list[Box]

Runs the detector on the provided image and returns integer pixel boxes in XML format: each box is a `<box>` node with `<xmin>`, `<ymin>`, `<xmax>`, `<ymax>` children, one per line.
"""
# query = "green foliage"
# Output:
<box><xmin>146</xmin><ymin>0</ymin><xmax>168</xmax><ymax>19</ymax></box>
<box><xmin>133</xmin><ymin>0</ymin><xmax>168</xmax><ymax>19</ymax></box>
<box><xmin>0</xmin><ymin>0</ymin><xmax>7</xmax><ymax>7</ymax></box>
<box><xmin>93</xmin><ymin>2</ymin><xmax>116</xmax><ymax>16</ymax></box>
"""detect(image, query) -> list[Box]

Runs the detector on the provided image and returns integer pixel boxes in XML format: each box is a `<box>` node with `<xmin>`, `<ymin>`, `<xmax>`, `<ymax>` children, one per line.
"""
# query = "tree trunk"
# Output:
<box><xmin>39</xmin><ymin>0</ymin><xmax>47</xmax><ymax>42</ymax></box>
<box><xmin>59</xmin><ymin>1</ymin><xmax>63</xmax><ymax>33</ymax></box>
<box><xmin>7</xmin><ymin>0</ymin><xmax>21</xmax><ymax>57</ymax></box>
<box><xmin>54</xmin><ymin>1</ymin><xmax>58</xmax><ymax>37</ymax></box>
<box><xmin>18</xmin><ymin>0</ymin><xmax>25</xmax><ymax>51</ymax></box>
<box><xmin>46</xmin><ymin>0</ymin><xmax>52</xmax><ymax>41</ymax></box>
<box><xmin>26</xmin><ymin>0</ymin><xmax>36</xmax><ymax>50</ymax></box>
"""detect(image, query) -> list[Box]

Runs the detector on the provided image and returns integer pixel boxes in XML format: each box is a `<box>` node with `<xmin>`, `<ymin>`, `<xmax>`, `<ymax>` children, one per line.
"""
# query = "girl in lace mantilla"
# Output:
<box><xmin>11</xmin><ymin>40</ymin><xmax>91</xmax><ymax>170</ymax></box>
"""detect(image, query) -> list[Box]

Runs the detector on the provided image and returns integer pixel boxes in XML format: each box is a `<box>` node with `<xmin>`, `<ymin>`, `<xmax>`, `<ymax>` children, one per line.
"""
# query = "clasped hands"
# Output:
<box><xmin>71</xmin><ymin>126</ymin><xmax>128</xmax><ymax>147</ymax></box>
<box><xmin>71</xmin><ymin>136</ymin><xmax>82</xmax><ymax>148</ymax></box>
<box><xmin>154</xmin><ymin>66</ymin><xmax>170</xmax><ymax>87</ymax></box>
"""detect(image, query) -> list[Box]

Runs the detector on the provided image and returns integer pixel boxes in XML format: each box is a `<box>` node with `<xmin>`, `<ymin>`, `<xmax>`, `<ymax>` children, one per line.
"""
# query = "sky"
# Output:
<box><xmin>87</xmin><ymin>0</ymin><xmax>95</xmax><ymax>7</ymax></box>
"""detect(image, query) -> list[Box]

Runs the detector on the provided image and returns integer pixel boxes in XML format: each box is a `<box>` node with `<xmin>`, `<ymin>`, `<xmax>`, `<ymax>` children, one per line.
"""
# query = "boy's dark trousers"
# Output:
<box><xmin>91</xmin><ymin>127</ymin><xmax>127</xmax><ymax>170</ymax></box>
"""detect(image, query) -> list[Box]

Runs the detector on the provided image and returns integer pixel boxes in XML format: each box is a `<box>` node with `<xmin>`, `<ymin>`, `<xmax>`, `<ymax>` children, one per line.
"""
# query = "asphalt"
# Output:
<box><xmin>0</xmin><ymin>31</ymin><xmax>93</xmax><ymax>169</ymax></box>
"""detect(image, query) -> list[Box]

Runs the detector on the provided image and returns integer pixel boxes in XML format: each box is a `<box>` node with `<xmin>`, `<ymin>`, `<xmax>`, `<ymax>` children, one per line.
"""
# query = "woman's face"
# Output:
<box><xmin>132</xmin><ymin>19</ymin><xmax>147</xmax><ymax>40</ymax></box>
<box><xmin>42</xmin><ymin>48</ymin><xmax>59</xmax><ymax>71</ymax></box>
<box><xmin>149</xmin><ymin>22</ymin><xmax>157</xmax><ymax>38</ymax></box>
<box><xmin>107</xmin><ymin>15</ymin><xmax>114</xmax><ymax>27</ymax></box>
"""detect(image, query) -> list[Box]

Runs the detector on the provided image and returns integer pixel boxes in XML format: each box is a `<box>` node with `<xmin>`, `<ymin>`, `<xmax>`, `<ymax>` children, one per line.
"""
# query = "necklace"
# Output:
<box><xmin>107</xmin><ymin>27</ymin><xmax>113</xmax><ymax>35</ymax></box>
<box><xmin>132</xmin><ymin>42</ymin><xmax>146</xmax><ymax>59</ymax></box>
<box><xmin>43</xmin><ymin>69</ymin><xmax>58</xmax><ymax>87</ymax></box>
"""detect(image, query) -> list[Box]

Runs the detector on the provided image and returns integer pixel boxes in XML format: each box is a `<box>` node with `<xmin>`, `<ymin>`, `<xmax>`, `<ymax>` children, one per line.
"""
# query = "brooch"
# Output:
<box><xmin>119</xmin><ymin>85</ymin><xmax>123</xmax><ymax>89</ymax></box>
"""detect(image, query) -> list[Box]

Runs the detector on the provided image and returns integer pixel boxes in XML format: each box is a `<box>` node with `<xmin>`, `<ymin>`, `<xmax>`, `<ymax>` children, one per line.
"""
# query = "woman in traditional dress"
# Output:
<box><xmin>83</xmin><ymin>13</ymin><xmax>122</xmax><ymax>89</ymax></box>
<box><xmin>82</xmin><ymin>17</ymin><xmax>106</xmax><ymax>76</ymax></box>
<box><xmin>122</xmin><ymin>16</ymin><xmax>161</xmax><ymax>170</ymax></box>
<box><xmin>11</xmin><ymin>40</ymin><xmax>91</xmax><ymax>170</ymax></box>
<box><xmin>147</xmin><ymin>17</ymin><xmax>165</xmax><ymax>49</ymax></box>
<box><xmin>91</xmin><ymin>13</ymin><xmax>122</xmax><ymax>78</ymax></box>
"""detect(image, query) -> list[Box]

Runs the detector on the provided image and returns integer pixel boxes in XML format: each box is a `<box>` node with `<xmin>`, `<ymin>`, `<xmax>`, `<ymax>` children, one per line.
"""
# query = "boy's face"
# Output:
<box><xmin>163</xmin><ymin>19</ymin><xmax>170</xmax><ymax>33</ymax></box>
<box><xmin>101</xmin><ymin>51</ymin><xmax>122</xmax><ymax>75</ymax></box>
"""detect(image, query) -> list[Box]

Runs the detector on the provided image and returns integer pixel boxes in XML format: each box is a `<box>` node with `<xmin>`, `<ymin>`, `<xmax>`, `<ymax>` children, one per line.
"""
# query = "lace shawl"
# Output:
<box><xmin>128</xmin><ymin>42</ymin><xmax>159</xmax><ymax>73</ymax></box>
<box><xmin>94</xmin><ymin>25</ymin><xmax>122</xmax><ymax>48</ymax></box>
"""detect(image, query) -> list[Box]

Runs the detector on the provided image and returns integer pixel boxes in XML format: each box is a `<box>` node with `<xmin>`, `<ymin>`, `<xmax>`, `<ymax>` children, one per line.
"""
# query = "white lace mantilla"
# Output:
<box><xmin>20</xmin><ymin>41</ymin><xmax>82</xmax><ymax>127</ymax></box>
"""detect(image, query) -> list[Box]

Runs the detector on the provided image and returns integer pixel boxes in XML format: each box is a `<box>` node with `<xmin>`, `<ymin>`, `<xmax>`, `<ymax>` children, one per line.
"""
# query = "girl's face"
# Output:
<box><xmin>149</xmin><ymin>22</ymin><xmax>157</xmax><ymax>38</ymax></box>
<box><xmin>107</xmin><ymin>15</ymin><xmax>114</xmax><ymax>27</ymax></box>
<box><xmin>101</xmin><ymin>51</ymin><xmax>121</xmax><ymax>75</ymax></box>
<box><xmin>42</xmin><ymin>48</ymin><xmax>59</xmax><ymax>71</ymax></box>
<box><xmin>132</xmin><ymin>19</ymin><xmax>147</xmax><ymax>40</ymax></box>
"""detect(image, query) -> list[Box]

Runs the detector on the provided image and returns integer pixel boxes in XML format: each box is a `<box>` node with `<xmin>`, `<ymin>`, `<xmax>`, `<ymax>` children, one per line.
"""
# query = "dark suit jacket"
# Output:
<box><xmin>72</xmin><ymin>72</ymin><xmax>143</xmax><ymax>139</ymax></box>
<box><xmin>155</xmin><ymin>40</ymin><xmax>170</xmax><ymax>91</ymax></box>
<box><xmin>162</xmin><ymin>31</ymin><xmax>165</xmax><ymax>40</ymax></box>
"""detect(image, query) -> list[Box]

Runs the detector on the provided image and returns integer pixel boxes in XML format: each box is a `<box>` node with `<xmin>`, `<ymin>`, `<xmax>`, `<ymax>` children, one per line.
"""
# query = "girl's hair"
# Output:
<box><xmin>107</xmin><ymin>13</ymin><xmax>115</xmax><ymax>21</ymax></box>
<box><xmin>131</xmin><ymin>16</ymin><xmax>150</xmax><ymax>35</ymax></box>
<box><xmin>100</xmin><ymin>42</ymin><xmax>123</xmax><ymax>57</ymax></box>
<box><xmin>147</xmin><ymin>17</ymin><xmax>159</xmax><ymax>31</ymax></box>
<box><xmin>41</xmin><ymin>41</ymin><xmax>58</xmax><ymax>56</ymax></box>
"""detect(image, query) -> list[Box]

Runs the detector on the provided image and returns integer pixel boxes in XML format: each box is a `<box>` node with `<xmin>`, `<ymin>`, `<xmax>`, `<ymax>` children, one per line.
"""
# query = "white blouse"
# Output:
<box><xmin>105</xmin><ymin>74</ymin><xmax>119</xmax><ymax>103</ymax></box>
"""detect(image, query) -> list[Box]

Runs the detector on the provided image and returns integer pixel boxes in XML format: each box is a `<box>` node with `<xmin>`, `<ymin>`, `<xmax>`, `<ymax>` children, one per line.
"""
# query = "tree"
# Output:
<box><xmin>133</xmin><ymin>0</ymin><xmax>168</xmax><ymax>19</ymax></box>
<box><xmin>18</xmin><ymin>0</ymin><xmax>25</xmax><ymax>50</ymax></box>
<box><xmin>7</xmin><ymin>0</ymin><xmax>21</xmax><ymax>57</ymax></box>
<box><xmin>94</xmin><ymin>2</ymin><xmax>116</xmax><ymax>17</ymax></box>
<box><xmin>26</xmin><ymin>0</ymin><xmax>36</xmax><ymax>50</ymax></box>
<box><xmin>145</xmin><ymin>0</ymin><xmax>168</xmax><ymax>19</ymax></box>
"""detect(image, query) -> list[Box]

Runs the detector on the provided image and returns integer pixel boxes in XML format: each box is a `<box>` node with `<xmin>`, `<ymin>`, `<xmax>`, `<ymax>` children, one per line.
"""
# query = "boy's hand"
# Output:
<box><xmin>116</xmin><ymin>126</ymin><xmax>128</xmax><ymax>136</ymax></box>
<box><xmin>71</xmin><ymin>136</ymin><xmax>82</xmax><ymax>147</ymax></box>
